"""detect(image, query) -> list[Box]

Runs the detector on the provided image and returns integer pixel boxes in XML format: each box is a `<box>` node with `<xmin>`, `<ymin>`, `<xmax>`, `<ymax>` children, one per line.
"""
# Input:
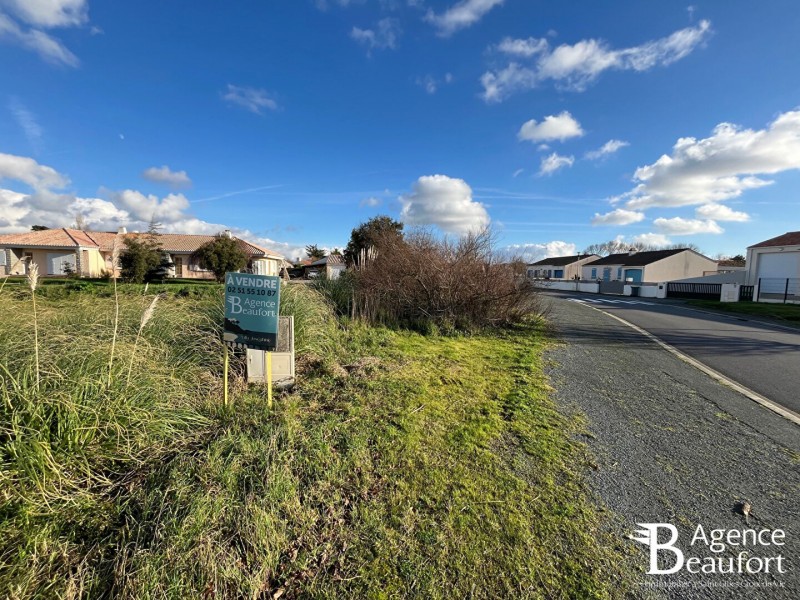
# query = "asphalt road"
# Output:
<box><xmin>543</xmin><ymin>290</ymin><xmax>800</xmax><ymax>418</ymax></box>
<box><xmin>543</xmin><ymin>296</ymin><xmax>800</xmax><ymax>599</ymax></box>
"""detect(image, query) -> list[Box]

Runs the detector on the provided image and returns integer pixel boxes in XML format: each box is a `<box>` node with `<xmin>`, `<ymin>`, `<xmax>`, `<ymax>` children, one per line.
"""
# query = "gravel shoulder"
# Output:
<box><xmin>544</xmin><ymin>297</ymin><xmax>800</xmax><ymax>599</ymax></box>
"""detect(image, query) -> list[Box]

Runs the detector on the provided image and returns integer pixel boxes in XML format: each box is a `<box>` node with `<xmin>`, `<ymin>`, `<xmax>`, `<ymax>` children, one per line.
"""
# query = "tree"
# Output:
<box><xmin>305</xmin><ymin>244</ymin><xmax>326</xmax><ymax>260</ymax></box>
<box><xmin>344</xmin><ymin>215</ymin><xmax>404</xmax><ymax>267</ymax></box>
<box><xmin>194</xmin><ymin>235</ymin><xmax>249</xmax><ymax>282</ymax></box>
<box><xmin>30</xmin><ymin>225</ymin><xmax>50</xmax><ymax>231</ymax></box>
<box><xmin>119</xmin><ymin>236</ymin><xmax>168</xmax><ymax>283</ymax></box>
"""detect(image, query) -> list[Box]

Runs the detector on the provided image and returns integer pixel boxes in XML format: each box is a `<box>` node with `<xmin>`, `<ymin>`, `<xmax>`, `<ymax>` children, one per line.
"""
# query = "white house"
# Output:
<box><xmin>745</xmin><ymin>231</ymin><xmax>800</xmax><ymax>285</ymax></box>
<box><xmin>581</xmin><ymin>249</ymin><xmax>718</xmax><ymax>283</ymax></box>
<box><xmin>527</xmin><ymin>254</ymin><xmax>600</xmax><ymax>280</ymax></box>
<box><xmin>305</xmin><ymin>254</ymin><xmax>346</xmax><ymax>279</ymax></box>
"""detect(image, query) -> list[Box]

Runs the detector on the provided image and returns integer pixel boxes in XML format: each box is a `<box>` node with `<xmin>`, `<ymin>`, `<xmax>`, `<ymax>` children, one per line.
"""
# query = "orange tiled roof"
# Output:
<box><xmin>749</xmin><ymin>231</ymin><xmax>800</xmax><ymax>248</ymax></box>
<box><xmin>0</xmin><ymin>229</ymin><xmax>284</xmax><ymax>259</ymax></box>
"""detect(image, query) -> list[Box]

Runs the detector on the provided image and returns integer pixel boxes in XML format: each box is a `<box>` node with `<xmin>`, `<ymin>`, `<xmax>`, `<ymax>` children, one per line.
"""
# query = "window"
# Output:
<box><xmin>0</xmin><ymin>251</ymin><xmax>6</xmax><ymax>266</ymax></box>
<box><xmin>617</xmin><ymin>267</ymin><xmax>622</xmax><ymax>280</ymax></box>
<box><xmin>591</xmin><ymin>268</ymin><xmax>597</xmax><ymax>279</ymax></box>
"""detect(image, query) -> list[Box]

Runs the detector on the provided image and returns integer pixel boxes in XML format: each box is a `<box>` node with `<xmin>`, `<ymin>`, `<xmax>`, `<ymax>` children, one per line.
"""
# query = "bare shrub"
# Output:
<box><xmin>349</xmin><ymin>228</ymin><xmax>539</xmax><ymax>330</ymax></box>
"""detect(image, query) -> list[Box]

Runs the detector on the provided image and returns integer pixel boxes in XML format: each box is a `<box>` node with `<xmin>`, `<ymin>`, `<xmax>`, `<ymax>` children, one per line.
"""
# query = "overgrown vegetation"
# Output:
<box><xmin>323</xmin><ymin>227</ymin><xmax>539</xmax><ymax>331</ymax></box>
<box><xmin>119</xmin><ymin>228</ymin><xmax>171</xmax><ymax>283</ymax></box>
<box><xmin>0</xmin><ymin>281</ymin><xmax>632</xmax><ymax>597</ymax></box>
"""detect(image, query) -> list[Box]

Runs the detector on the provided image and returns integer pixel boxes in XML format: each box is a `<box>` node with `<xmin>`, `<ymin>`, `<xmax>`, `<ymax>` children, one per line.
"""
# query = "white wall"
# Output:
<box><xmin>644</xmin><ymin>251</ymin><xmax>718</xmax><ymax>283</ymax></box>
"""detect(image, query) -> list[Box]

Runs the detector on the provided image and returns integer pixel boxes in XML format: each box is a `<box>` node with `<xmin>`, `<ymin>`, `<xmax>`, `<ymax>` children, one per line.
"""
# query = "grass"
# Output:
<box><xmin>686</xmin><ymin>299</ymin><xmax>800</xmax><ymax>326</ymax></box>
<box><xmin>0</xmin><ymin>284</ymin><xmax>633</xmax><ymax>598</ymax></box>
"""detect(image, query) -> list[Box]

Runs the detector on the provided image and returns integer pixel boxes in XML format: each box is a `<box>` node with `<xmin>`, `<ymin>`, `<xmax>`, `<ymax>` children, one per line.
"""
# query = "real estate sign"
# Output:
<box><xmin>223</xmin><ymin>272</ymin><xmax>281</xmax><ymax>350</ymax></box>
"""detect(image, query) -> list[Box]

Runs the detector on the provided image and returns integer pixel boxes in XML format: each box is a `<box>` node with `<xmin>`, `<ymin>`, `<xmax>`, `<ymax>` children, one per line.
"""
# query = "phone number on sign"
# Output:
<box><xmin>227</xmin><ymin>287</ymin><xmax>277</xmax><ymax>296</ymax></box>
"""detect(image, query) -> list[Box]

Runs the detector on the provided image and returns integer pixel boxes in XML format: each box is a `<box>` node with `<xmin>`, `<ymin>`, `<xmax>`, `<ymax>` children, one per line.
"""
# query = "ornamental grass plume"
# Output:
<box><xmin>107</xmin><ymin>236</ymin><xmax>121</xmax><ymax>387</ymax></box>
<box><xmin>126</xmin><ymin>293</ymin><xmax>161</xmax><ymax>386</ymax></box>
<box><xmin>27</xmin><ymin>261</ymin><xmax>40</xmax><ymax>390</ymax></box>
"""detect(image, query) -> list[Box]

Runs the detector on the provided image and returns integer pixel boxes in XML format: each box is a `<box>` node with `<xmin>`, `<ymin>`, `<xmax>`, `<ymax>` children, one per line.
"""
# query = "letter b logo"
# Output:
<box><xmin>632</xmin><ymin>523</ymin><xmax>684</xmax><ymax>575</ymax></box>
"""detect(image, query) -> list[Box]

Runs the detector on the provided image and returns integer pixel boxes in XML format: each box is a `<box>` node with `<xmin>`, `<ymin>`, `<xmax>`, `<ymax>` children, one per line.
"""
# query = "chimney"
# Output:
<box><xmin>628</xmin><ymin>247</ymin><xmax>638</xmax><ymax>255</ymax></box>
<box><xmin>223</xmin><ymin>229</ymin><xmax>233</xmax><ymax>239</ymax></box>
<box><xmin>118</xmin><ymin>227</ymin><xmax>127</xmax><ymax>234</ymax></box>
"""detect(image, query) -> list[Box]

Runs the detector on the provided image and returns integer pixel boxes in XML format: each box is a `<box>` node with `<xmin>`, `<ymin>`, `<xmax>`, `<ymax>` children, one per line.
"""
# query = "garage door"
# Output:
<box><xmin>47</xmin><ymin>252</ymin><xmax>77</xmax><ymax>275</ymax></box>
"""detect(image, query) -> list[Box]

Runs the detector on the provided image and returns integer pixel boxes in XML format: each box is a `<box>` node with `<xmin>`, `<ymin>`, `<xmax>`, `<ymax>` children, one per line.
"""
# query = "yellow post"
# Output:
<box><xmin>266</xmin><ymin>351</ymin><xmax>273</xmax><ymax>409</ymax></box>
<box><xmin>223</xmin><ymin>345</ymin><xmax>229</xmax><ymax>407</ymax></box>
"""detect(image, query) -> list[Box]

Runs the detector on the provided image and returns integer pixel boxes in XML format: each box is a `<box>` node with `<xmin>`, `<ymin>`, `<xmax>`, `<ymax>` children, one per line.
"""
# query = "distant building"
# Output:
<box><xmin>304</xmin><ymin>254</ymin><xmax>346</xmax><ymax>279</ymax></box>
<box><xmin>0</xmin><ymin>228</ymin><xmax>284</xmax><ymax>279</ymax></box>
<box><xmin>581</xmin><ymin>248</ymin><xmax>718</xmax><ymax>283</ymax></box>
<box><xmin>526</xmin><ymin>254</ymin><xmax>600</xmax><ymax>280</ymax></box>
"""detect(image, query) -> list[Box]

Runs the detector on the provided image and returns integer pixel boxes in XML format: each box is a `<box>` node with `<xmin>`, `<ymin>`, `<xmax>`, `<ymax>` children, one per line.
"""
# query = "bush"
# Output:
<box><xmin>349</xmin><ymin>229</ymin><xmax>539</xmax><ymax>331</ymax></box>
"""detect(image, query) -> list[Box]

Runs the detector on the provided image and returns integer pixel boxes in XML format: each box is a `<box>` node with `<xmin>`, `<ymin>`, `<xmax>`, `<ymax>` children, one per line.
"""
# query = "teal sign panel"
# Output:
<box><xmin>224</xmin><ymin>272</ymin><xmax>281</xmax><ymax>350</ymax></box>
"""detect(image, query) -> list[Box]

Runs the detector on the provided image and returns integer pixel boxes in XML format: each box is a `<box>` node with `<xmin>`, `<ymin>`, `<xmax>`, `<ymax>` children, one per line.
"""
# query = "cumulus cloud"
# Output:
<box><xmin>538</xmin><ymin>153</ymin><xmax>574</xmax><ymax>176</ymax></box>
<box><xmin>0</xmin><ymin>151</ymin><xmax>68</xmax><ymax>189</ymax></box>
<box><xmin>504</xmin><ymin>240</ymin><xmax>577</xmax><ymax>262</ymax></box>
<box><xmin>632</xmin><ymin>232</ymin><xmax>671</xmax><ymax>247</ymax></box>
<box><xmin>425</xmin><ymin>0</ymin><xmax>505</xmax><ymax>37</ymax></box>
<box><xmin>653</xmin><ymin>216</ymin><xmax>723</xmax><ymax>235</ymax></box>
<box><xmin>591</xmin><ymin>208</ymin><xmax>645</xmax><ymax>226</ymax></box>
<box><xmin>222</xmin><ymin>85</ymin><xmax>279</xmax><ymax>114</ymax></box>
<box><xmin>586</xmin><ymin>139</ymin><xmax>629</xmax><ymax>160</ymax></box>
<box><xmin>142</xmin><ymin>165</ymin><xmax>192</xmax><ymax>188</ymax></box>
<box><xmin>109</xmin><ymin>189</ymin><xmax>191</xmax><ymax>223</ymax></box>
<box><xmin>618</xmin><ymin>110</ymin><xmax>800</xmax><ymax>210</ymax></box>
<box><xmin>518</xmin><ymin>111</ymin><xmax>583</xmax><ymax>143</ymax></box>
<box><xmin>351</xmin><ymin>18</ymin><xmax>401</xmax><ymax>54</ymax></box>
<box><xmin>695</xmin><ymin>203</ymin><xmax>750</xmax><ymax>222</ymax></box>
<box><xmin>399</xmin><ymin>174</ymin><xmax>490</xmax><ymax>235</ymax></box>
<box><xmin>481</xmin><ymin>20</ymin><xmax>711</xmax><ymax>102</ymax></box>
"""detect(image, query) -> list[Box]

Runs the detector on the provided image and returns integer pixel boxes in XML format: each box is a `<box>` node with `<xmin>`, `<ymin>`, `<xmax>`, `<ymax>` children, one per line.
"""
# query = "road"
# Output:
<box><xmin>542</xmin><ymin>290</ymin><xmax>800</xmax><ymax>418</ymax></box>
<box><xmin>542</xmin><ymin>295</ymin><xmax>800</xmax><ymax>599</ymax></box>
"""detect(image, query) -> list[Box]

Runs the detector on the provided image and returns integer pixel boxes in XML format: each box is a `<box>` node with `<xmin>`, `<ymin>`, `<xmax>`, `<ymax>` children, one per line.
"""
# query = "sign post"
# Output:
<box><xmin>223</xmin><ymin>272</ymin><xmax>281</xmax><ymax>406</ymax></box>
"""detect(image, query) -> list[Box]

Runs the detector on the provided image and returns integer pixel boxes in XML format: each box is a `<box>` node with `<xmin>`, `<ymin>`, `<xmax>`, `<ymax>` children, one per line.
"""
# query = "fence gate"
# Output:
<box><xmin>757</xmin><ymin>278</ymin><xmax>800</xmax><ymax>304</ymax></box>
<box><xmin>666</xmin><ymin>282</ymin><xmax>722</xmax><ymax>300</ymax></box>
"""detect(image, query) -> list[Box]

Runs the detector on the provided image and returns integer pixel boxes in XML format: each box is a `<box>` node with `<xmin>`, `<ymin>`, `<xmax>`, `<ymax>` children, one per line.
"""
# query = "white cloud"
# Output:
<box><xmin>425</xmin><ymin>0</ymin><xmax>504</xmax><ymax>36</ymax></box>
<box><xmin>0</xmin><ymin>151</ymin><xmax>68</xmax><ymax>189</ymax></box>
<box><xmin>518</xmin><ymin>111</ymin><xmax>583</xmax><ymax>143</ymax></box>
<box><xmin>586</xmin><ymin>139</ymin><xmax>629</xmax><ymax>160</ymax></box>
<box><xmin>351</xmin><ymin>18</ymin><xmax>401</xmax><ymax>54</ymax></box>
<box><xmin>416</xmin><ymin>72</ymin><xmax>454</xmax><ymax>94</ymax></box>
<box><xmin>619</xmin><ymin>110</ymin><xmax>800</xmax><ymax>210</ymax></box>
<box><xmin>109</xmin><ymin>190</ymin><xmax>191</xmax><ymax>223</ymax></box>
<box><xmin>142</xmin><ymin>165</ymin><xmax>192</xmax><ymax>188</ymax></box>
<box><xmin>538</xmin><ymin>153</ymin><xmax>574</xmax><ymax>176</ymax></box>
<box><xmin>0</xmin><ymin>12</ymin><xmax>79</xmax><ymax>66</ymax></box>
<box><xmin>399</xmin><ymin>174</ymin><xmax>490</xmax><ymax>235</ymax></box>
<box><xmin>631</xmin><ymin>233</ymin><xmax>672</xmax><ymax>247</ymax></box>
<box><xmin>481</xmin><ymin>20</ymin><xmax>711</xmax><ymax>102</ymax></box>
<box><xmin>653</xmin><ymin>217</ymin><xmax>723</xmax><ymax>235</ymax></box>
<box><xmin>222</xmin><ymin>85</ymin><xmax>279</xmax><ymax>114</ymax></box>
<box><xmin>591</xmin><ymin>208</ymin><xmax>645</xmax><ymax>226</ymax></box>
<box><xmin>496</xmin><ymin>36</ymin><xmax>548</xmax><ymax>57</ymax></box>
<box><xmin>505</xmin><ymin>240</ymin><xmax>577</xmax><ymax>262</ymax></box>
<box><xmin>0</xmin><ymin>0</ymin><xmax>88</xmax><ymax>28</ymax></box>
<box><xmin>512</xmin><ymin>168</ymin><xmax>524</xmax><ymax>178</ymax></box>
<box><xmin>359</xmin><ymin>196</ymin><xmax>381</xmax><ymax>208</ymax></box>
<box><xmin>695</xmin><ymin>203</ymin><xmax>750</xmax><ymax>222</ymax></box>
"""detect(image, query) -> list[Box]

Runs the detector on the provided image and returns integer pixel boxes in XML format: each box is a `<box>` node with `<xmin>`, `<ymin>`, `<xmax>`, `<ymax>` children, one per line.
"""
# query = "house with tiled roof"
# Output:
<box><xmin>0</xmin><ymin>227</ymin><xmax>284</xmax><ymax>280</ymax></box>
<box><xmin>526</xmin><ymin>254</ymin><xmax>600</xmax><ymax>280</ymax></box>
<box><xmin>580</xmin><ymin>248</ymin><xmax>717</xmax><ymax>283</ymax></box>
<box><xmin>745</xmin><ymin>231</ymin><xmax>800</xmax><ymax>287</ymax></box>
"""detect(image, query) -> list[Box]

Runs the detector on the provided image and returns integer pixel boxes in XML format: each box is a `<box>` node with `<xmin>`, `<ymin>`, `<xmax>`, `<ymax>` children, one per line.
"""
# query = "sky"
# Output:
<box><xmin>1</xmin><ymin>0</ymin><xmax>799</xmax><ymax>262</ymax></box>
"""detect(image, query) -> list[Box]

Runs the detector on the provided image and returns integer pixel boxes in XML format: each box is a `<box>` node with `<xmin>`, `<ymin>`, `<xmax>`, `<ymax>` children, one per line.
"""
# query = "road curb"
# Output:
<box><xmin>574</xmin><ymin>301</ymin><xmax>800</xmax><ymax>427</ymax></box>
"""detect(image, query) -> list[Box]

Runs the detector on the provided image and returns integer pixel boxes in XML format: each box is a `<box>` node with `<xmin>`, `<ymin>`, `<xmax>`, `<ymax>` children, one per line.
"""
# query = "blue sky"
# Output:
<box><xmin>1</xmin><ymin>0</ymin><xmax>799</xmax><ymax>261</ymax></box>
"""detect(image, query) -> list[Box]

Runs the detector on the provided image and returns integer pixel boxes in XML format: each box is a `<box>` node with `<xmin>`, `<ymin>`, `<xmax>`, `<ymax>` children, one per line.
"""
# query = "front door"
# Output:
<box><xmin>22</xmin><ymin>252</ymin><xmax>33</xmax><ymax>274</ymax></box>
<box><xmin>602</xmin><ymin>267</ymin><xmax>612</xmax><ymax>282</ymax></box>
<box><xmin>174</xmin><ymin>256</ymin><xmax>183</xmax><ymax>278</ymax></box>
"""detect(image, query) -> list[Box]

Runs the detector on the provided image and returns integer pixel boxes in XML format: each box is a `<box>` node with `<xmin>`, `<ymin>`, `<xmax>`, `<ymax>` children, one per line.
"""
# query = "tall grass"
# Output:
<box><xmin>107</xmin><ymin>236</ymin><xmax>121</xmax><ymax>387</ymax></box>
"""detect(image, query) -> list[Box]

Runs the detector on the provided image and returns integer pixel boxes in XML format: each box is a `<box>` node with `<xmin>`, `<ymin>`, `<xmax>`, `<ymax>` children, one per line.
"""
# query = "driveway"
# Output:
<box><xmin>543</xmin><ymin>296</ymin><xmax>800</xmax><ymax>599</ymax></box>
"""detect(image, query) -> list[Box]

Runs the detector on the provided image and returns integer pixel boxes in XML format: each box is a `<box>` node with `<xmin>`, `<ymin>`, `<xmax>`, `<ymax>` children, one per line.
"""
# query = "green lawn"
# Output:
<box><xmin>686</xmin><ymin>299</ymin><xmax>800</xmax><ymax>326</ymax></box>
<box><xmin>0</xmin><ymin>286</ymin><xmax>633</xmax><ymax>598</ymax></box>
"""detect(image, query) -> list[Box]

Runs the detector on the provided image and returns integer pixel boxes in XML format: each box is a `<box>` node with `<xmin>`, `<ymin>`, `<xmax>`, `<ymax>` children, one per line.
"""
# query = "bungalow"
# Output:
<box><xmin>527</xmin><ymin>254</ymin><xmax>599</xmax><ymax>280</ymax></box>
<box><xmin>745</xmin><ymin>231</ymin><xmax>800</xmax><ymax>285</ymax></box>
<box><xmin>0</xmin><ymin>228</ymin><xmax>284</xmax><ymax>279</ymax></box>
<box><xmin>581</xmin><ymin>248</ymin><xmax>718</xmax><ymax>283</ymax></box>
<box><xmin>304</xmin><ymin>254</ymin><xmax>346</xmax><ymax>279</ymax></box>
